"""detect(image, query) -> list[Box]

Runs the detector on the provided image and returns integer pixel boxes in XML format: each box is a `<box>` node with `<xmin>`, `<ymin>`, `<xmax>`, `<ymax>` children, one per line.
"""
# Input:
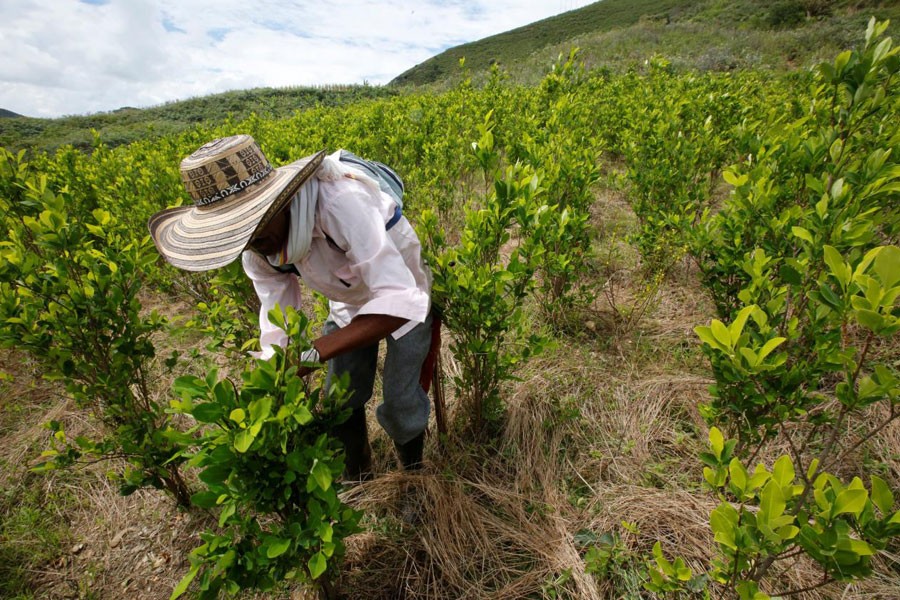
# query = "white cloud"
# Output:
<box><xmin>0</xmin><ymin>0</ymin><xmax>595</xmax><ymax>118</ymax></box>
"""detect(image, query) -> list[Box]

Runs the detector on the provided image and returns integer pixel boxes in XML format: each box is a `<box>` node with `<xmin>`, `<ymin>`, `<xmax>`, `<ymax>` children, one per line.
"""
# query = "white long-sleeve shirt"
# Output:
<box><xmin>242</xmin><ymin>176</ymin><xmax>431</xmax><ymax>359</ymax></box>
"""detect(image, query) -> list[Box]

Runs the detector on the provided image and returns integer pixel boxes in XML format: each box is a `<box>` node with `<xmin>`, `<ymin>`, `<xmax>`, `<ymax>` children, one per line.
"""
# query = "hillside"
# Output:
<box><xmin>391</xmin><ymin>0</ymin><xmax>695</xmax><ymax>85</ymax></box>
<box><xmin>391</xmin><ymin>0</ymin><xmax>900</xmax><ymax>86</ymax></box>
<box><xmin>0</xmin><ymin>85</ymin><xmax>394</xmax><ymax>155</ymax></box>
<box><xmin>0</xmin><ymin>109</ymin><xmax>22</xmax><ymax>119</ymax></box>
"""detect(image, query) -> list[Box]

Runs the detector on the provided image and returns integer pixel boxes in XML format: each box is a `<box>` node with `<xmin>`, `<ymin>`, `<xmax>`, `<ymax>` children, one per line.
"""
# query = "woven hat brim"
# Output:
<box><xmin>148</xmin><ymin>151</ymin><xmax>325</xmax><ymax>272</ymax></box>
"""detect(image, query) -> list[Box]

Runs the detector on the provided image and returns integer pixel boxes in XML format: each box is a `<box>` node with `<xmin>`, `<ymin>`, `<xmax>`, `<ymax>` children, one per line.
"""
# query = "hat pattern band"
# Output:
<box><xmin>182</xmin><ymin>140</ymin><xmax>273</xmax><ymax>206</ymax></box>
<box><xmin>192</xmin><ymin>163</ymin><xmax>273</xmax><ymax>206</ymax></box>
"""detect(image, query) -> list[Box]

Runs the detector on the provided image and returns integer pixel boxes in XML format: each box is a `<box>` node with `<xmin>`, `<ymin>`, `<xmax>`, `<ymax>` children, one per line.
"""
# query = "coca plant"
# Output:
<box><xmin>0</xmin><ymin>148</ymin><xmax>191</xmax><ymax>505</ymax></box>
<box><xmin>696</xmin><ymin>18</ymin><xmax>899</xmax><ymax>320</ymax></box>
<box><xmin>516</xmin><ymin>50</ymin><xmax>602</xmax><ymax>322</ymax></box>
<box><xmin>170</xmin><ymin>306</ymin><xmax>359</xmax><ymax>600</ymax></box>
<box><xmin>648</xmin><ymin>22</ymin><xmax>900</xmax><ymax>599</ymax></box>
<box><xmin>695</xmin><ymin>19</ymin><xmax>900</xmax><ymax>447</ymax></box>
<box><xmin>419</xmin><ymin>112</ymin><xmax>550</xmax><ymax>434</ymax></box>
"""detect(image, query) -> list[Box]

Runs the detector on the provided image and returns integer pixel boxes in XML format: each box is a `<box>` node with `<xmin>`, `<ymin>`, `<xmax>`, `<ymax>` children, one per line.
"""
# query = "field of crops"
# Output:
<box><xmin>1</xmin><ymin>21</ymin><xmax>898</xmax><ymax>600</ymax></box>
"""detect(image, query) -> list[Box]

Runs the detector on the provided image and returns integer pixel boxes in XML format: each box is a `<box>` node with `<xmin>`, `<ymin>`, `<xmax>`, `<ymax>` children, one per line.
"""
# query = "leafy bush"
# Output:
<box><xmin>767</xmin><ymin>1</ymin><xmax>808</xmax><ymax>29</ymax></box>
<box><xmin>0</xmin><ymin>148</ymin><xmax>191</xmax><ymax>504</ymax></box>
<box><xmin>649</xmin><ymin>21</ymin><xmax>900</xmax><ymax>599</ymax></box>
<box><xmin>169</xmin><ymin>307</ymin><xmax>359</xmax><ymax>599</ymax></box>
<box><xmin>420</xmin><ymin>112</ymin><xmax>550</xmax><ymax>433</ymax></box>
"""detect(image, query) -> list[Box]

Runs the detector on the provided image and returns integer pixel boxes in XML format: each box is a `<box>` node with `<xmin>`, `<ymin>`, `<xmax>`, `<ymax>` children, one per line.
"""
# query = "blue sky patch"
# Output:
<box><xmin>259</xmin><ymin>20</ymin><xmax>311</xmax><ymax>38</ymax></box>
<box><xmin>79</xmin><ymin>0</ymin><xmax>110</xmax><ymax>5</ymax></box>
<box><xmin>208</xmin><ymin>27</ymin><xmax>231</xmax><ymax>42</ymax></box>
<box><xmin>162</xmin><ymin>15</ymin><xmax>186</xmax><ymax>34</ymax></box>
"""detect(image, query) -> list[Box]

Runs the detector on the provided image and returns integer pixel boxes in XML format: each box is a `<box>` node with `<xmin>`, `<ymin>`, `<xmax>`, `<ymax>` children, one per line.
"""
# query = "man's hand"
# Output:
<box><xmin>298</xmin><ymin>347</ymin><xmax>322</xmax><ymax>377</ymax></box>
<box><xmin>296</xmin><ymin>314</ymin><xmax>408</xmax><ymax>376</ymax></box>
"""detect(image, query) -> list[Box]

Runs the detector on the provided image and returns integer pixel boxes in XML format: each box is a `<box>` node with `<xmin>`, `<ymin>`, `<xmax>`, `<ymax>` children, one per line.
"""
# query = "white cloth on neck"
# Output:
<box><xmin>267</xmin><ymin>151</ymin><xmax>382</xmax><ymax>267</ymax></box>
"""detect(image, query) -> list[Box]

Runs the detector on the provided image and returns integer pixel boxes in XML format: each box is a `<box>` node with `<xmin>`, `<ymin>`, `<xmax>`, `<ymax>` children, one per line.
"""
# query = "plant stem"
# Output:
<box><xmin>776</xmin><ymin>574</ymin><xmax>834</xmax><ymax>597</ymax></box>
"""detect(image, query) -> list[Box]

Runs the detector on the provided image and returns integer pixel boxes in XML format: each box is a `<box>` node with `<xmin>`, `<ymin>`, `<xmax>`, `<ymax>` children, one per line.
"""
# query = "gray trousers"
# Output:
<box><xmin>323</xmin><ymin>313</ymin><xmax>432</xmax><ymax>445</ymax></box>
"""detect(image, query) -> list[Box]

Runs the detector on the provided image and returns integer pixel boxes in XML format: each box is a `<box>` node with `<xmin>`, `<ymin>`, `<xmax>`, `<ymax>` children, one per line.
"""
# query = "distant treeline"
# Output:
<box><xmin>0</xmin><ymin>85</ymin><xmax>397</xmax><ymax>155</ymax></box>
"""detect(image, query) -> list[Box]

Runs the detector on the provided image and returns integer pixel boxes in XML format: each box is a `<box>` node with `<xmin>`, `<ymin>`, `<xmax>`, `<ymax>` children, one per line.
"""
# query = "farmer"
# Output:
<box><xmin>148</xmin><ymin>134</ymin><xmax>432</xmax><ymax>479</ymax></box>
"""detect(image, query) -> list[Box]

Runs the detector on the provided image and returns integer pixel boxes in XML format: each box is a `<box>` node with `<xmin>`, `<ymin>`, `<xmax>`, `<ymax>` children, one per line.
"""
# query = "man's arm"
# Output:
<box><xmin>312</xmin><ymin>314</ymin><xmax>409</xmax><ymax>363</ymax></box>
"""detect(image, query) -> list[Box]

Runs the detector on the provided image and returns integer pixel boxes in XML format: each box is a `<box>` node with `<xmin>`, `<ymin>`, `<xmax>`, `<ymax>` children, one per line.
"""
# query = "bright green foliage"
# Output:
<box><xmin>622</xmin><ymin>67</ymin><xmax>738</xmax><ymax>275</ymax></box>
<box><xmin>169</xmin><ymin>306</ymin><xmax>359</xmax><ymax>599</ymax></box>
<box><xmin>698</xmin><ymin>17</ymin><xmax>900</xmax><ymax>318</ymax></box>
<box><xmin>0</xmin><ymin>147</ymin><xmax>191</xmax><ymax>505</ymax></box>
<box><xmin>694</xmin><ymin>20</ymin><xmax>900</xmax><ymax>447</ymax></box>
<box><xmin>184</xmin><ymin>261</ymin><xmax>262</xmax><ymax>355</ymax></box>
<box><xmin>653</xmin><ymin>21</ymin><xmax>900</xmax><ymax>599</ymax></box>
<box><xmin>644</xmin><ymin>541</ymin><xmax>709</xmax><ymax>596</ymax></box>
<box><xmin>514</xmin><ymin>50</ymin><xmax>602</xmax><ymax>320</ymax></box>
<box><xmin>702</xmin><ymin>428</ymin><xmax>899</xmax><ymax>592</ymax></box>
<box><xmin>420</xmin><ymin>113</ymin><xmax>551</xmax><ymax>432</ymax></box>
<box><xmin>654</xmin><ymin>428</ymin><xmax>900</xmax><ymax>598</ymax></box>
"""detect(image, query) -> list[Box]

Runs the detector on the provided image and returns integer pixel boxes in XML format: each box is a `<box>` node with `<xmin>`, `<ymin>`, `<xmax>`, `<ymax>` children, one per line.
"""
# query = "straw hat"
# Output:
<box><xmin>148</xmin><ymin>134</ymin><xmax>325</xmax><ymax>272</ymax></box>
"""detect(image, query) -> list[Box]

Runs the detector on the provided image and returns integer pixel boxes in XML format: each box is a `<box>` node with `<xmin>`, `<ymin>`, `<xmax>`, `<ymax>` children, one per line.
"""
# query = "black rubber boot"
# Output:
<box><xmin>394</xmin><ymin>432</ymin><xmax>425</xmax><ymax>471</ymax></box>
<box><xmin>333</xmin><ymin>408</ymin><xmax>372</xmax><ymax>481</ymax></box>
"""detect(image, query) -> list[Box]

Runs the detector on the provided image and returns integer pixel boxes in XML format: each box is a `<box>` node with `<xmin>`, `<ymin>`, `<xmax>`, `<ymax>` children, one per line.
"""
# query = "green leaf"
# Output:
<box><xmin>709</xmin><ymin>427</ymin><xmax>725</xmax><ymax>460</ymax></box>
<box><xmin>824</xmin><ymin>245</ymin><xmax>850</xmax><ymax>288</ymax></box>
<box><xmin>191</xmin><ymin>491</ymin><xmax>221</xmax><ymax>509</ymax></box>
<box><xmin>853</xmin><ymin>247</ymin><xmax>882</xmax><ymax>282</ymax></box>
<box><xmin>871</xmin><ymin>476</ymin><xmax>894</xmax><ymax>515</ymax></box>
<box><xmin>856</xmin><ymin>309</ymin><xmax>884</xmax><ymax>332</ymax></box>
<box><xmin>695</xmin><ymin>325</ymin><xmax>728</xmax><ymax>352</ymax></box>
<box><xmin>759</xmin><ymin>480</ymin><xmax>786</xmax><ymax>525</ymax></box>
<box><xmin>229</xmin><ymin>408</ymin><xmax>246</xmax><ymax>424</ymax></box>
<box><xmin>780</xmin><ymin>264</ymin><xmax>803</xmax><ymax>285</ymax></box>
<box><xmin>834</xmin><ymin>489</ymin><xmax>868</xmax><ymax>517</ymax></box>
<box><xmin>710</xmin><ymin>319</ymin><xmax>731</xmax><ymax>349</ymax></box>
<box><xmin>234</xmin><ymin>428</ymin><xmax>256</xmax><ymax>453</ymax></box>
<box><xmin>169</xmin><ymin>565</ymin><xmax>200</xmax><ymax>600</ymax></box>
<box><xmin>173</xmin><ymin>375</ymin><xmax>207</xmax><ymax>399</ymax></box>
<box><xmin>293</xmin><ymin>405</ymin><xmax>313</xmax><ymax>425</ymax></box>
<box><xmin>266</xmin><ymin>537</ymin><xmax>291</xmax><ymax>558</ymax></box>
<box><xmin>776</xmin><ymin>525</ymin><xmax>800</xmax><ymax>540</ymax></box>
<box><xmin>772</xmin><ymin>455</ymin><xmax>795</xmax><ymax>489</ymax></box>
<box><xmin>806</xmin><ymin>458</ymin><xmax>820</xmax><ymax>482</ymax></box>
<box><xmin>308</xmin><ymin>552</ymin><xmax>327</xmax><ymax>579</ymax></box>
<box><xmin>317</xmin><ymin>522</ymin><xmax>333</xmax><ymax>543</ymax></box>
<box><xmin>729</xmin><ymin>458</ymin><xmax>748</xmax><ymax>495</ymax></box>
<box><xmin>791</xmin><ymin>227</ymin><xmax>813</xmax><ymax>243</ymax></box>
<box><xmin>723</xmin><ymin>170</ymin><xmax>747</xmax><ymax>187</ymax></box>
<box><xmin>213</xmin><ymin>380</ymin><xmax>235</xmax><ymax>407</ymax></box>
<box><xmin>311</xmin><ymin>460</ymin><xmax>332</xmax><ymax>491</ymax></box>
<box><xmin>872</xmin><ymin>245</ymin><xmax>900</xmax><ymax>288</ymax></box>
<box><xmin>198</xmin><ymin>464</ymin><xmax>230</xmax><ymax>486</ymax></box>
<box><xmin>191</xmin><ymin>403</ymin><xmax>224</xmax><ymax>424</ymax></box>
<box><xmin>249</xmin><ymin>397</ymin><xmax>273</xmax><ymax>424</ymax></box>
<box><xmin>757</xmin><ymin>337</ymin><xmax>786</xmax><ymax>362</ymax></box>
<box><xmin>740</xmin><ymin>347</ymin><xmax>758</xmax><ymax>368</ymax></box>
<box><xmin>817</xmin><ymin>282</ymin><xmax>843</xmax><ymax>309</ymax></box>
<box><xmin>729</xmin><ymin>305</ymin><xmax>755</xmax><ymax>346</ymax></box>
<box><xmin>710</xmin><ymin>504</ymin><xmax>738</xmax><ymax>550</ymax></box>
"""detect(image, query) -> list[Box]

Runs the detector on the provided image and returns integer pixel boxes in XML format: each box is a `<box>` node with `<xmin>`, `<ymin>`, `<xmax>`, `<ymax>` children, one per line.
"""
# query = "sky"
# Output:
<box><xmin>0</xmin><ymin>0</ymin><xmax>596</xmax><ymax>119</ymax></box>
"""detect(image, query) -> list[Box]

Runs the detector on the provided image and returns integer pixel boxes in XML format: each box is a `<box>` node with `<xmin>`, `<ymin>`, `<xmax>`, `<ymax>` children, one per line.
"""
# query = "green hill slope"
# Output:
<box><xmin>0</xmin><ymin>85</ymin><xmax>394</xmax><ymax>155</ymax></box>
<box><xmin>391</xmin><ymin>0</ymin><xmax>900</xmax><ymax>86</ymax></box>
<box><xmin>391</xmin><ymin>0</ymin><xmax>694</xmax><ymax>85</ymax></box>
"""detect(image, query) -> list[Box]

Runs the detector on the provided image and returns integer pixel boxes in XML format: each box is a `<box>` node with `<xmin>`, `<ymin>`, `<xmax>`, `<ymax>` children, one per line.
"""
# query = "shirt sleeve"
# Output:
<box><xmin>241</xmin><ymin>250</ymin><xmax>303</xmax><ymax>359</ymax></box>
<box><xmin>318</xmin><ymin>185</ymin><xmax>430</xmax><ymax>326</ymax></box>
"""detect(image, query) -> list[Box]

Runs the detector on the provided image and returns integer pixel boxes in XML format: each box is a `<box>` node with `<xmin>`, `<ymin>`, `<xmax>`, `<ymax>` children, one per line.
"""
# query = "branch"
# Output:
<box><xmin>776</xmin><ymin>574</ymin><xmax>835</xmax><ymax>597</ymax></box>
<box><xmin>834</xmin><ymin>403</ymin><xmax>898</xmax><ymax>466</ymax></box>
